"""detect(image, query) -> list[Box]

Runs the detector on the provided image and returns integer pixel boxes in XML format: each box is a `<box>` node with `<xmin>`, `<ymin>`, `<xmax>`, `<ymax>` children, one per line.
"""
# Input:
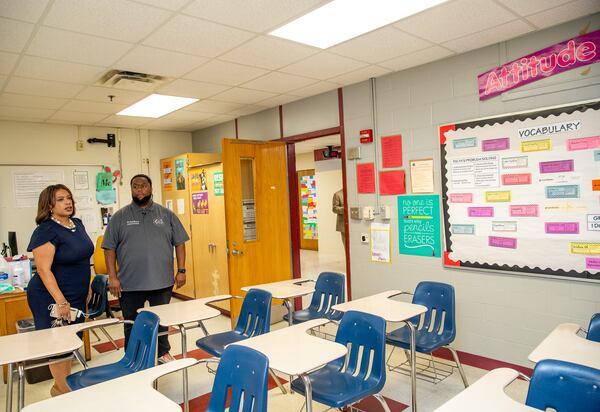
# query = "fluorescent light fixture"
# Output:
<box><xmin>117</xmin><ymin>94</ymin><xmax>198</xmax><ymax>118</ymax></box>
<box><xmin>270</xmin><ymin>0</ymin><xmax>448</xmax><ymax>49</ymax></box>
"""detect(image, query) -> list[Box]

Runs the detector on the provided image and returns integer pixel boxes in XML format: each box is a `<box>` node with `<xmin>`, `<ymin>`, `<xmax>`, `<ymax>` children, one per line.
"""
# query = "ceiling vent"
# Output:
<box><xmin>98</xmin><ymin>70</ymin><xmax>166</xmax><ymax>92</ymax></box>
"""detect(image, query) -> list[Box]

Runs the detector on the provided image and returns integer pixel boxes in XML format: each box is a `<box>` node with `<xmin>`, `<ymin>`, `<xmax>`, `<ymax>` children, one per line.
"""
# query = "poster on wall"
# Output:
<box><xmin>381</xmin><ymin>134</ymin><xmax>403</xmax><ymax>168</ymax></box>
<box><xmin>175</xmin><ymin>159</ymin><xmax>186</xmax><ymax>190</ymax></box>
<box><xmin>410</xmin><ymin>158</ymin><xmax>434</xmax><ymax>193</ymax></box>
<box><xmin>357</xmin><ymin>163</ymin><xmax>375</xmax><ymax>193</ymax></box>
<box><xmin>300</xmin><ymin>175</ymin><xmax>318</xmax><ymax>240</ymax></box>
<box><xmin>13</xmin><ymin>171</ymin><xmax>64</xmax><ymax>208</ymax></box>
<box><xmin>398</xmin><ymin>195</ymin><xmax>441</xmax><ymax>258</ymax></box>
<box><xmin>162</xmin><ymin>160</ymin><xmax>173</xmax><ymax>191</ymax></box>
<box><xmin>213</xmin><ymin>172</ymin><xmax>224</xmax><ymax>196</ymax></box>
<box><xmin>440</xmin><ymin>100</ymin><xmax>600</xmax><ymax>281</ymax></box>
<box><xmin>379</xmin><ymin>170</ymin><xmax>406</xmax><ymax>195</ymax></box>
<box><xmin>371</xmin><ymin>222</ymin><xmax>391</xmax><ymax>263</ymax></box>
<box><xmin>191</xmin><ymin>192</ymin><xmax>208</xmax><ymax>214</ymax></box>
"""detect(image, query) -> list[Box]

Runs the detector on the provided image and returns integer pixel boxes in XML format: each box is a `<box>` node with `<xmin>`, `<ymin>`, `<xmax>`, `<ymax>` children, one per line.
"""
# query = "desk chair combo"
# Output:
<box><xmin>86</xmin><ymin>274</ymin><xmax>119</xmax><ymax>350</ymax></box>
<box><xmin>386</xmin><ymin>281</ymin><xmax>468</xmax><ymax>387</ymax></box>
<box><xmin>283</xmin><ymin>271</ymin><xmax>345</xmax><ymax>324</ymax></box>
<box><xmin>585</xmin><ymin>312</ymin><xmax>600</xmax><ymax>342</ymax></box>
<box><xmin>291</xmin><ymin>311</ymin><xmax>390</xmax><ymax>412</ymax></box>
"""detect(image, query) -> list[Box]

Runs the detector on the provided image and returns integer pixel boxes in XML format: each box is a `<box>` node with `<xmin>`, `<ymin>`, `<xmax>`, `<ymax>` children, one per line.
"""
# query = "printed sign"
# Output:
<box><xmin>468</xmin><ymin>207</ymin><xmax>494</xmax><ymax>217</ymax></box>
<box><xmin>175</xmin><ymin>159</ymin><xmax>186</xmax><ymax>190</ymax></box>
<box><xmin>502</xmin><ymin>156</ymin><xmax>528</xmax><ymax>169</ymax></box>
<box><xmin>451</xmin><ymin>224</ymin><xmax>475</xmax><ymax>235</ymax></box>
<box><xmin>510</xmin><ymin>205</ymin><xmax>539</xmax><ymax>217</ymax></box>
<box><xmin>567</xmin><ymin>135</ymin><xmax>600</xmax><ymax>151</ymax></box>
<box><xmin>545</xmin><ymin>222</ymin><xmax>579</xmax><ymax>234</ymax></box>
<box><xmin>162</xmin><ymin>160</ymin><xmax>173</xmax><ymax>191</ymax></box>
<box><xmin>539</xmin><ymin>160</ymin><xmax>574</xmax><ymax>174</ymax></box>
<box><xmin>213</xmin><ymin>172</ymin><xmax>224</xmax><ymax>196</ymax></box>
<box><xmin>518</xmin><ymin>120</ymin><xmax>581</xmax><ymax>138</ymax></box>
<box><xmin>521</xmin><ymin>139</ymin><xmax>552</xmax><ymax>152</ymax></box>
<box><xmin>191</xmin><ymin>192</ymin><xmax>208</xmax><ymax>214</ymax></box>
<box><xmin>492</xmin><ymin>221</ymin><xmax>517</xmax><ymax>232</ymax></box>
<box><xmin>488</xmin><ymin>236</ymin><xmax>517</xmax><ymax>249</ymax></box>
<box><xmin>482</xmin><ymin>137</ymin><xmax>510</xmax><ymax>151</ymax></box>
<box><xmin>453</xmin><ymin>137</ymin><xmax>477</xmax><ymax>149</ymax></box>
<box><xmin>588</xmin><ymin>214</ymin><xmax>600</xmax><ymax>231</ymax></box>
<box><xmin>398</xmin><ymin>195</ymin><xmax>441</xmax><ymax>258</ymax></box>
<box><xmin>570</xmin><ymin>242</ymin><xmax>600</xmax><ymax>255</ymax></box>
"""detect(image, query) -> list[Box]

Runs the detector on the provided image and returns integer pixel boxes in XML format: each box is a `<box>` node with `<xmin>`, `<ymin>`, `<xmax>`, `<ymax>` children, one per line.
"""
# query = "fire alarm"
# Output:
<box><xmin>359</xmin><ymin>129</ymin><xmax>373</xmax><ymax>143</ymax></box>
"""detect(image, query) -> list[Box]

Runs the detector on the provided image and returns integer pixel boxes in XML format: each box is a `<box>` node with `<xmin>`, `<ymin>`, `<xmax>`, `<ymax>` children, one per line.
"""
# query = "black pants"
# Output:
<box><xmin>120</xmin><ymin>286</ymin><xmax>172</xmax><ymax>357</ymax></box>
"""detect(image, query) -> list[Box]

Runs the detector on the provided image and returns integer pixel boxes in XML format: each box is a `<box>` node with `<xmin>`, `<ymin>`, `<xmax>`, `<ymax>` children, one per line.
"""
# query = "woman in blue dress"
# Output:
<box><xmin>27</xmin><ymin>184</ymin><xmax>94</xmax><ymax>396</ymax></box>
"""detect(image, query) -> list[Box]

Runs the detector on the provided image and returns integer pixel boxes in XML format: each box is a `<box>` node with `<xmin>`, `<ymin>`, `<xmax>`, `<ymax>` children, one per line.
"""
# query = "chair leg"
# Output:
<box><xmin>373</xmin><ymin>393</ymin><xmax>391</xmax><ymax>412</ymax></box>
<box><xmin>90</xmin><ymin>328</ymin><xmax>101</xmax><ymax>342</ymax></box>
<box><xmin>446</xmin><ymin>346</ymin><xmax>468</xmax><ymax>387</ymax></box>
<box><xmin>269</xmin><ymin>368</ymin><xmax>287</xmax><ymax>394</ymax></box>
<box><xmin>99</xmin><ymin>326</ymin><xmax>119</xmax><ymax>351</ymax></box>
<box><xmin>385</xmin><ymin>345</ymin><xmax>396</xmax><ymax>370</ymax></box>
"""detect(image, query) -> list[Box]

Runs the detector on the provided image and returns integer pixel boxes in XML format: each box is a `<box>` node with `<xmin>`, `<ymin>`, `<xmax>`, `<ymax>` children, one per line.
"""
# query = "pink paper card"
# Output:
<box><xmin>545</xmin><ymin>222</ymin><xmax>580</xmax><ymax>234</ymax></box>
<box><xmin>468</xmin><ymin>207</ymin><xmax>494</xmax><ymax>217</ymax></box>
<box><xmin>510</xmin><ymin>205</ymin><xmax>539</xmax><ymax>217</ymax></box>
<box><xmin>449</xmin><ymin>193</ymin><xmax>473</xmax><ymax>203</ymax></box>
<box><xmin>489</xmin><ymin>236</ymin><xmax>517</xmax><ymax>249</ymax></box>
<box><xmin>567</xmin><ymin>136</ymin><xmax>600</xmax><ymax>151</ymax></box>
<box><xmin>379</xmin><ymin>170</ymin><xmax>406</xmax><ymax>195</ymax></box>
<box><xmin>482</xmin><ymin>137</ymin><xmax>510</xmax><ymax>151</ymax></box>
<box><xmin>586</xmin><ymin>257</ymin><xmax>600</xmax><ymax>270</ymax></box>
<box><xmin>539</xmin><ymin>159</ymin><xmax>574</xmax><ymax>173</ymax></box>
<box><xmin>381</xmin><ymin>135</ymin><xmax>403</xmax><ymax>168</ymax></box>
<box><xmin>357</xmin><ymin>163</ymin><xmax>375</xmax><ymax>193</ymax></box>
<box><xmin>502</xmin><ymin>173</ymin><xmax>531</xmax><ymax>185</ymax></box>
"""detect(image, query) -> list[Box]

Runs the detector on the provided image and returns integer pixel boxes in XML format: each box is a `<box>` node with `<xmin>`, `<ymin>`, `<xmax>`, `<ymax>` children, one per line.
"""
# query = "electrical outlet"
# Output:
<box><xmin>350</xmin><ymin>207</ymin><xmax>361</xmax><ymax>220</ymax></box>
<box><xmin>76</xmin><ymin>140</ymin><xmax>84</xmax><ymax>151</ymax></box>
<box><xmin>360</xmin><ymin>233</ymin><xmax>369</xmax><ymax>244</ymax></box>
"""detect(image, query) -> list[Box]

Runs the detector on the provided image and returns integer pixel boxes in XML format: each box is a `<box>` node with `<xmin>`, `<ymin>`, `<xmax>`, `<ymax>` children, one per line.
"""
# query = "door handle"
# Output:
<box><xmin>231</xmin><ymin>249</ymin><xmax>244</xmax><ymax>256</ymax></box>
<box><xmin>208</xmin><ymin>242</ymin><xmax>216</xmax><ymax>252</ymax></box>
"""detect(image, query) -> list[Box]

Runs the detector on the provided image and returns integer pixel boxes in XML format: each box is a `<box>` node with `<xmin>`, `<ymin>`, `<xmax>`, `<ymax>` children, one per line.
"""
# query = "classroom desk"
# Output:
<box><xmin>139</xmin><ymin>294</ymin><xmax>231</xmax><ymax>412</ymax></box>
<box><xmin>528</xmin><ymin>323</ymin><xmax>600</xmax><ymax>369</ymax></box>
<box><xmin>0</xmin><ymin>318</ymin><xmax>119</xmax><ymax>412</ymax></box>
<box><xmin>332</xmin><ymin>290</ymin><xmax>427</xmax><ymax>412</ymax></box>
<box><xmin>434</xmin><ymin>368</ymin><xmax>536</xmax><ymax>412</ymax></box>
<box><xmin>241</xmin><ymin>278</ymin><xmax>315</xmax><ymax>326</ymax></box>
<box><xmin>21</xmin><ymin>358</ymin><xmax>197</xmax><ymax>412</ymax></box>
<box><xmin>234</xmin><ymin>318</ymin><xmax>347</xmax><ymax>412</ymax></box>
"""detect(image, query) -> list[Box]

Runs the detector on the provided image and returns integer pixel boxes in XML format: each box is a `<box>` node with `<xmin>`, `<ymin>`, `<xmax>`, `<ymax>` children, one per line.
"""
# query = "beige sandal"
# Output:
<box><xmin>50</xmin><ymin>384</ymin><xmax>62</xmax><ymax>397</ymax></box>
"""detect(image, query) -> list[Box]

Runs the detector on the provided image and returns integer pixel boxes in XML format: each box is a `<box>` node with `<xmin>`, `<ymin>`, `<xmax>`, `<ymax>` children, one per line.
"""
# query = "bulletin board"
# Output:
<box><xmin>0</xmin><ymin>164</ymin><xmax>119</xmax><ymax>257</ymax></box>
<box><xmin>440</xmin><ymin>100</ymin><xmax>600</xmax><ymax>282</ymax></box>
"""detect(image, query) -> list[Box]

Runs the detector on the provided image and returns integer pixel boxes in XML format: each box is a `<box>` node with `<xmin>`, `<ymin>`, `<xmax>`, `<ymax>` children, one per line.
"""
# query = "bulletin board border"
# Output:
<box><xmin>440</xmin><ymin>99</ymin><xmax>600</xmax><ymax>283</ymax></box>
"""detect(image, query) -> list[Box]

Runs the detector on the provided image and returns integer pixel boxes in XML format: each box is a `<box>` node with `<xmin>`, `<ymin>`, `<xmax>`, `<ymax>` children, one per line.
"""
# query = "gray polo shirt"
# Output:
<box><xmin>102</xmin><ymin>201</ymin><xmax>189</xmax><ymax>292</ymax></box>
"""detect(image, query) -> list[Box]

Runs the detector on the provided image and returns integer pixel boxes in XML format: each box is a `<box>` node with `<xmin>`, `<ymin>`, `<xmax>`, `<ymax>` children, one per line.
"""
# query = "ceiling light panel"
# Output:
<box><xmin>269</xmin><ymin>0</ymin><xmax>448</xmax><ymax>49</ymax></box>
<box><xmin>118</xmin><ymin>94</ymin><xmax>198</xmax><ymax>118</ymax></box>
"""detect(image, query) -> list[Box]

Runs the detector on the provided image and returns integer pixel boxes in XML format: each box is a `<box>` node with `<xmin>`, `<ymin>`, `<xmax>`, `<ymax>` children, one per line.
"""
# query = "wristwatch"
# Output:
<box><xmin>177</xmin><ymin>268</ymin><xmax>186</xmax><ymax>274</ymax></box>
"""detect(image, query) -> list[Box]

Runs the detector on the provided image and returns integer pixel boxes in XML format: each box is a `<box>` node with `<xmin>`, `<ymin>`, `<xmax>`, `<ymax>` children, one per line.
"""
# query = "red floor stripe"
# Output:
<box><xmin>432</xmin><ymin>347</ymin><xmax>534</xmax><ymax>376</ymax></box>
<box><xmin>344</xmin><ymin>395</ymin><xmax>408</xmax><ymax>411</ymax></box>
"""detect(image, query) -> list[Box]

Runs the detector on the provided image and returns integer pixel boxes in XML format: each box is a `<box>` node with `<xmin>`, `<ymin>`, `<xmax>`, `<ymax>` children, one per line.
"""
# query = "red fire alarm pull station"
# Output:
<box><xmin>359</xmin><ymin>129</ymin><xmax>373</xmax><ymax>143</ymax></box>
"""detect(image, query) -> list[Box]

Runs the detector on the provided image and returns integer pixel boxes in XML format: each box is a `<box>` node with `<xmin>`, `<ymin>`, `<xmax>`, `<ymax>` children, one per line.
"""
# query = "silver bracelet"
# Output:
<box><xmin>56</xmin><ymin>301</ymin><xmax>69</xmax><ymax>307</ymax></box>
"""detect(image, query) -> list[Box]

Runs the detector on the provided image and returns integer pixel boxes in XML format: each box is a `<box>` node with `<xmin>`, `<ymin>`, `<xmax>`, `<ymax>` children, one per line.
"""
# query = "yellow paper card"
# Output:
<box><xmin>485</xmin><ymin>191</ymin><xmax>512</xmax><ymax>202</ymax></box>
<box><xmin>570</xmin><ymin>243</ymin><xmax>600</xmax><ymax>255</ymax></box>
<box><xmin>521</xmin><ymin>139</ymin><xmax>552</xmax><ymax>152</ymax></box>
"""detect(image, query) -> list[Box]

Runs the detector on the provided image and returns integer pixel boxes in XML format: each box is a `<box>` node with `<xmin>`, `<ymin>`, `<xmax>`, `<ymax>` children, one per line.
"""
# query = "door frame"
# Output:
<box><xmin>279</xmin><ymin>88</ymin><xmax>352</xmax><ymax>304</ymax></box>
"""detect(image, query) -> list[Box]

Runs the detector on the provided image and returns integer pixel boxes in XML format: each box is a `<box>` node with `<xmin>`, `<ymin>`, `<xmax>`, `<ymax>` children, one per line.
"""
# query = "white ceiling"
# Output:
<box><xmin>0</xmin><ymin>0</ymin><xmax>597</xmax><ymax>132</ymax></box>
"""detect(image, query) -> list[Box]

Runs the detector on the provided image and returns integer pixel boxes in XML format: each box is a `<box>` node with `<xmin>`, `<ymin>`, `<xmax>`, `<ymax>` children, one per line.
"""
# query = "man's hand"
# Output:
<box><xmin>108</xmin><ymin>276</ymin><xmax>122</xmax><ymax>298</ymax></box>
<box><xmin>175</xmin><ymin>272</ymin><xmax>186</xmax><ymax>289</ymax></box>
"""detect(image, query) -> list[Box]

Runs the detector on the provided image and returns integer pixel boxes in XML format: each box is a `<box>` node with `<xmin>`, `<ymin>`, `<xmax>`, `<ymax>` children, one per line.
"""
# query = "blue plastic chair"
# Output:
<box><xmin>587</xmin><ymin>313</ymin><xmax>600</xmax><ymax>342</ymax></box>
<box><xmin>86</xmin><ymin>275</ymin><xmax>118</xmax><ymax>350</ymax></box>
<box><xmin>206</xmin><ymin>345</ymin><xmax>269</xmax><ymax>412</ymax></box>
<box><xmin>525</xmin><ymin>359</ymin><xmax>600</xmax><ymax>412</ymax></box>
<box><xmin>66</xmin><ymin>311</ymin><xmax>159</xmax><ymax>390</ymax></box>
<box><xmin>386</xmin><ymin>281</ymin><xmax>468</xmax><ymax>387</ymax></box>
<box><xmin>196</xmin><ymin>289</ymin><xmax>272</xmax><ymax>358</ymax></box>
<box><xmin>283</xmin><ymin>272</ymin><xmax>345</xmax><ymax>324</ymax></box>
<box><xmin>290</xmin><ymin>311</ymin><xmax>389</xmax><ymax>410</ymax></box>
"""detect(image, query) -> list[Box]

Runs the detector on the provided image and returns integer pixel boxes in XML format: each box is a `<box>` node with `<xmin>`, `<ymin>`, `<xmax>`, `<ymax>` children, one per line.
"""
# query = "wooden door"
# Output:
<box><xmin>188</xmin><ymin>163</ymin><xmax>230</xmax><ymax>312</ymax></box>
<box><xmin>222</xmin><ymin>139</ymin><xmax>292</xmax><ymax>324</ymax></box>
<box><xmin>297</xmin><ymin>169</ymin><xmax>318</xmax><ymax>251</ymax></box>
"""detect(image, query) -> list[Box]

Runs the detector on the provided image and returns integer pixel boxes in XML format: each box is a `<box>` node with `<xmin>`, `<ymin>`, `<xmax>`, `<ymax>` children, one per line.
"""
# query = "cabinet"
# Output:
<box><xmin>1</xmin><ymin>291</ymin><xmax>31</xmax><ymax>382</ymax></box>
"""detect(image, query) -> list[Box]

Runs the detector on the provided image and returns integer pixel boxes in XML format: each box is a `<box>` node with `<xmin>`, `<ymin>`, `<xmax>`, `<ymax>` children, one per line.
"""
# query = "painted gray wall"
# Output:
<box><xmin>282</xmin><ymin>90</ymin><xmax>339</xmax><ymax>136</ymax></box>
<box><xmin>344</xmin><ymin>14</ymin><xmax>600</xmax><ymax>366</ymax></box>
<box><xmin>238</xmin><ymin>107</ymin><xmax>279</xmax><ymax>141</ymax></box>
<box><xmin>192</xmin><ymin>120</ymin><xmax>235</xmax><ymax>152</ymax></box>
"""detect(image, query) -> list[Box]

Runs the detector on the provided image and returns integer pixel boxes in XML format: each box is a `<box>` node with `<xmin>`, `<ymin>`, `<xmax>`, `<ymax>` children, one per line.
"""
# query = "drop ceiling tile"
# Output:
<box><xmin>5</xmin><ymin>77</ymin><xmax>84</xmax><ymax>98</ymax></box>
<box><xmin>220</xmin><ymin>35</ymin><xmax>318</xmax><ymax>70</ymax></box>
<box><xmin>230</xmin><ymin>104</ymin><xmax>268</xmax><ymax>116</ymax></box>
<box><xmin>75</xmin><ymin>86</ymin><xmax>148</xmax><ymax>105</ymax></box>
<box><xmin>14</xmin><ymin>56</ymin><xmax>105</xmax><ymax>83</ymax></box>
<box><xmin>0</xmin><ymin>18</ymin><xmax>34</xmax><ymax>53</ymax></box>
<box><xmin>330</xmin><ymin>27</ymin><xmax>433</xmax><ymax>64</ymax></box>
<box><xmin>27</xmin><ymin>27</ymin><xmax>132</xmax><ymax>67</ymax></box>
<box><xmin>289</xmin><ymin>81</ymin><xmax>339</xmax><ymax>97</ymax></box>
<box><xmin>443</xmin><ymin>19</ymin><xmax>533</xmax><ymax>53</ymax></box>
<box><xmin>184</xmin><ymin>99</ymin><xmax>245</xmax><ymax>114</ymax></box>
<box><xmin>328</xmin><ymin>65</ymin><xmax>391</xmax><ymax>86</ymax></box>
<box><xmin>0</xmin><ymin>51</ymin><xmax>18</xmax><ymax>74</ymax></box>
<box><xmin>156</xmin><ymin>79</ymin><xmax>230</xmax><ymax>99</ymax></box>
<box><xmin>183</xmin><ymin>0</ymin><xmax>326</xmax><ymax>33</ymax></box>
<box><xmin>256</xmin><ymin>94</ymin><xmax>301</xmax><ymax>107</ymax></box>
<box><xmin>525</xmin><ymin>0</ymin><xmax>600</xmax><ymax>29</ymax></box>
<box><xmin>144</xmin><ymin>118</ymin><xmax>196</xmax><ymax>131</ymax></box>
<box><xmin>184</xmin><ymin>60</ymin><xmax>268</xmax><ymax>86</ymax></box>
<box><xmin>379</xmin><ymin>46</ymin><xmax>454</xmax><ymax>71</ymax></box>
<box><xmin>0</xmin><ymin>0</ymin><xmax>49</xmax><ymax>22</ymax></box>
<box><xmin>115</xmin><ymin>46</ymin><xmax>208</xmax><ymax>78</ymax></box>
<box><xmin>394</xmin><ymin>0</ymin><xmax>518</xmax><ymax>43</ymax></box>
<box><xmin>143</xmin><ymin>15</ymin><xmax>254</xmax><ymax>58</ymax></box>
<box><xmin>495</xmin><ymin>0</ymin><xmax>575</xmax><ymax>16</ymax></box>
<box><xmin>281</xmin><ymin>52</ymin><xmax>368</xmax><ymax>80</ymax></box>
<box><xmin>49</xmin><ymin>110</ymin><xmax>108</xmax><ymax>123</ymax></box>
<box><xmin>44</xmin><ymin>0</ymin><xmax>171</xmax><ymax>43</ymax></box>
<box><xmin>99</xmin><ymin>114</ymin><xmax>150</xmax><ymax>128</ymax></box>
<box><xmin>161</xmin><ymin>110</ymin><xmax>214</xmax><ymax>121</ymax></box>
<box><xmin>241</xmin><ymin>72</ymin><xmax>317</xmax><ymax>94</ymax></box>
<box><xmin>61</xmin><ymin>100</ymin><xmax>126</xmax><ymax>114</ymax></box>
<box><xmin>131</xmin><ymin>0</ymin><xmax>188</xmax><ymax>11</ymax></box>
<box><xmin>212</xmin><ymin>87</ymin><xmax>277</xmax><ymax>104</ymax></box>
<box><xmin>0</xmin><ymin>93</ymin><xmax>68</xmax><ymax>109</ymax></box>
<box><xmin>201</xmin><ymin>114</ymin><xmax>235</xmax><ymax>125</ymax></box>
<box><xmin>0</xmin><ymin>105</ymin><xmax>54</xmax><ymax>120</ymax></box>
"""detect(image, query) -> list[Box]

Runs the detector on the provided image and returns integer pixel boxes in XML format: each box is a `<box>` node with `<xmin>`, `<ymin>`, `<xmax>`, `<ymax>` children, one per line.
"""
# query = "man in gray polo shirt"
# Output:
<box><xmin>102</xmin><ymin>174</ymin><xmax>189</xmax><ymax>363</ymax></box>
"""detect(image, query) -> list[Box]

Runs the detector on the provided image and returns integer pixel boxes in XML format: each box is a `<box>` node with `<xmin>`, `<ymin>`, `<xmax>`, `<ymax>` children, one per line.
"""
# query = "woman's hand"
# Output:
<box><xmin>57</xmin><ymin>302</ymin><xmax>71</xmax><ymax>322</ymax></box>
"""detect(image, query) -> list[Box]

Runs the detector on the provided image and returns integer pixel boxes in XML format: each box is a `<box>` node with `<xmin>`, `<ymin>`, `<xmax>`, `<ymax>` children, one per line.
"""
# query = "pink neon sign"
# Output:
<box><xmin>478</xmin><ymin>30</ymin><xmax>600</xmax><ymax>100</ymax></box>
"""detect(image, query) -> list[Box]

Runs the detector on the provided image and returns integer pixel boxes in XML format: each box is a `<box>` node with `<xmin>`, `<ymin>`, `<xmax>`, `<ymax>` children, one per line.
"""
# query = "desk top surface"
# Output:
<box><xmin>332</xmin><ymin>290</ymin><xmax>427</xmax><ymax>322</ymax></box>
<box><xmin>241</xmin><ymin>278</ymin><xmax>315</xmax><ymax>299</ymax></box>
<box><xmin>434</xmin><ymin>368</ymin><xmax>537</xmax><ymax>412</ymax></box>
<box><xmin>139</xmin><ymin>294</ymin><xmax>231</xmax><ymax>326</ymax></box>
<box><xmin>22</xmin><ymin>358</ymin><xmax>196</xmax><ymax>412</ymax></box>
<box><xmin>528</xmin><ymin>323</ymin><xmax>600</xmax><ymax>369</ymax></box>
<box><xmin>0</xmin><ymin>318</ymin><xmax>119</xmax><ymax>365</ymax></box>
<box><xmin>234</xmin><ymin>318</ymin><xmax>346</xmax><ymax>376</ymax></box>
